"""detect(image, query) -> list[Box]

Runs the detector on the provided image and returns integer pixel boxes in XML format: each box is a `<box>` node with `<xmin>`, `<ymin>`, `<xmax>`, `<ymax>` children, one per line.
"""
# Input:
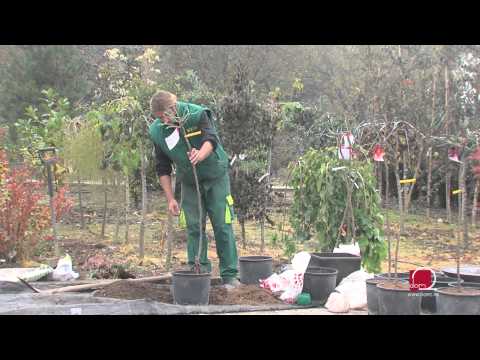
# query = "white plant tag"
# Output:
<box><xmin>165</xmin><ymin>128</ymin><xmax>180</xmax><ymax>151</ymax></box>
<box><xmin>70</xmin><ymin>307</ymin><xmax>82</xmax><ymax>315</ymax></box>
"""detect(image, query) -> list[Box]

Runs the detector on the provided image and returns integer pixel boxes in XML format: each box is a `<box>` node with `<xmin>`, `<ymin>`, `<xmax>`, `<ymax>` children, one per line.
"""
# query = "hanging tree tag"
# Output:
<box><xmin>452</xmin><ymin>189</ymin><xmax>463</xmax><ymax>195</ymax></box>
<box><xmin>373</xmin><ymin>144</ymin><xmax>385</xmax><ymax>162</ymax></box>
<box><xmin>448</xmin><ymin>147</ymin><xmax>462</xmax><ymax>163</ymax></box>
<box><xmin>338</xmin><ymin>132</ymin><xmax>355</xmax><ymax>160</ymax></box>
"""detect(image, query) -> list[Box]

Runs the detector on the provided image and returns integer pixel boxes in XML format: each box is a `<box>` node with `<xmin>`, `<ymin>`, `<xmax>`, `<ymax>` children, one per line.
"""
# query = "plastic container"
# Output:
<box><xmin>172</xmin><ymin>270</ymin><xmax>211</xmax><ymax>305</ymax></box>
<box><xmin>302</xmin><ymin>266</ymin><xmax>338</xmax><ymax>305</ymax></box>
<box><xmin>239</xmin><ymin>256</ymin><xmax>273</xmax><ymax>285</ymax></box>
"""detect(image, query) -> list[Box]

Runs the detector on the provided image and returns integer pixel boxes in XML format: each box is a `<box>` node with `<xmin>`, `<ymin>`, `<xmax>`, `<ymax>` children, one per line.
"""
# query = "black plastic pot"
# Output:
<box><xmin>421</xmin><ymin>276</ymin><xmax>464</xmax><ymax>314</ymax></box>
<box><xmin>447</xmin><ymin>281</ymin><xmax>479</xmax><ymax>288</ymax></box>
<box><xmin>239</xmin><ymin>256</ymin><xmax>273</xmax><ymax>285</ymax></box>
<box><xmin>302</xmin><ymin>266</ymin><xmax>338</xmax><ymax>306</ymax></box>
<box><xmin>308</xmin><ymin>253</ymin><xmax>361</xmax><ymax>285</ymax></box>
<box><xmin>172</xmin><ymin>271</ymin><xmax>211</xmax><ymax>305</ymax></box>
<box><xmin>377</xmin><ymin>281</ymin><xmax>422</xmax><ymax>315</ymax></box>
<box><xmin>441</xmin><ymin>266</ymin><xmax>480</xmax><ymax>283</ymax></box>
<box><xmin>366</xmin><ymin>278</ymin><xmax>385</xmax><ymax>315</ymax></box>
<box><xmin>437</xmin><ymin>286</ymin><xmax>480</xmax><ymax>315</ymax></box>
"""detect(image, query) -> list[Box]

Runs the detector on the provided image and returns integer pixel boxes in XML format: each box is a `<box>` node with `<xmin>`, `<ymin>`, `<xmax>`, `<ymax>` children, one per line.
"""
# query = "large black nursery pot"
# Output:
<box><xmin>239</xmin><ymin>256</ymin><xmax>273</xmax><ymax>285</ymax></box>
<box><xmin>420</xmin><ymin>275</ymin><xmax>463</xmax><ymax>314</ymax></box>
<box><xmin>376</xmin><ymin>280</ymin><xmax>422</xmax><ymax>315</ymax></box>
<box><xmin>367</xmin><ymin>273</ymin><xmax>420</xmax><ymax>315</ymax></box>
<box><xmin>302</xmin><ymin>266</ymin><xmax>338</xmax><ymax>306</ymax></box>
<box><xmin>436</xmin><ymin>284</ymin><xmax>480</xmax><ymax>315</ymax></box>
<box><xmin>308</xmin><ymin>252</ymin><xmax>361</xmax><ymax>285</ymax></box>
<box><xmin>172</xmin><ymin>270</ymin><xmax>211</xmax><ymax>305</ymax></box>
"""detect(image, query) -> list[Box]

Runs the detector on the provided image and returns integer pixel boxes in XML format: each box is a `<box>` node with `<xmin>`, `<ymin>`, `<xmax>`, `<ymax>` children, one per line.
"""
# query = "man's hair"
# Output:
<box><xmin>150</xmin><ymin>91</ymin><xmax>177</xmax><ymax>114</ymax></box>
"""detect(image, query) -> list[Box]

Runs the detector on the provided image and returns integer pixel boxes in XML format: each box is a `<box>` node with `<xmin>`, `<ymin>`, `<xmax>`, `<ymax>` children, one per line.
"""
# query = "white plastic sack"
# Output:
<box><xmin>325</xmin><ymin>270</ymin><xmax>374</xmax><ymax>312</ymax></box>
<box><xmin>52</xmin><ymin>254</ymin><xmax>79</xmax><ymax>282</ymax></box>
<box><xmin>333</xmin><ymin>243</ymin><xmax>360</xmax><ymax>256</ymax></box>
<box><xmin>259</xmin><ymin>273</ymin><xmax>289</xmax><ymax>293</ymax></box>
<box><xmin>278</xmin><ymin>270</ymin><xmax>304</xmax><ymax>304</ymax></box>
<box><xmin>259</xmin><ymin>252</ymin><xmax>311</xmax><ymax>304</ymax></box>
<box><xmin>325</xmin><ymin>292</ymin><xmax>350</xmax><ymax>313</ymax></box>
<box><xmin>291</xmin><ymin>251</ymin><xmax>311</xmax><ymax>273</ymax></box>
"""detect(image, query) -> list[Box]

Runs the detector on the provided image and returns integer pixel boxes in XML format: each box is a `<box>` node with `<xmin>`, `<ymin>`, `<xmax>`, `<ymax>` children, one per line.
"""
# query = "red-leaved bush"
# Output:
<box><xmin>0</xmin><ymin>128</ymin><xmax>74</xmax><ymax>261</ymax></box>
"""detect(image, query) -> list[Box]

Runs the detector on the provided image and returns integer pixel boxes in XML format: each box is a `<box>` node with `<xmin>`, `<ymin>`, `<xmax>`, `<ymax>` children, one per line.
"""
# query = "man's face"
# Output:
<box><xmin>157</xmin><ymin>103</ymin><xmax>177</xmax><ymax>124</ymax></box>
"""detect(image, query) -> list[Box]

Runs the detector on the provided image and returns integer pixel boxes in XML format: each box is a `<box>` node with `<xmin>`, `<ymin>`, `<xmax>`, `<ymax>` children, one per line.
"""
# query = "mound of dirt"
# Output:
<box><xmin>93</xmin><ymin>281</ymin><xmax>173</xmax><ymax>303</ymax></box>
<box><xmin>94</xmin><ymin>281</ymin><xmax>282</xmax><ymax>305</ymax></box>
<box><xmin>209</xmin><ymin>285</ymin><xmax>283</xmax><ymax>305</ymax></box>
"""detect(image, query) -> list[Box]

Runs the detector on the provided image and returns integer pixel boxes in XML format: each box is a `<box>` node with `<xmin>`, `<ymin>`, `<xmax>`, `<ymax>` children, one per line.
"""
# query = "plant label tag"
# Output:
<box><xmin>70</xmin><ymin>307</ymin><xmax>82</xmax><ymax>315</ymax></box>
<box><xmin>165</xmin><ymin>128</ymin><xmax>180</xmax><ymax>151</ymax></box>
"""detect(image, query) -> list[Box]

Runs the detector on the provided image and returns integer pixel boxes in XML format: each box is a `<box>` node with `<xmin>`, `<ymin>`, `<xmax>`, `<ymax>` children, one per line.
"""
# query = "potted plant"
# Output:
<box><xmin>436</xmin><ymin>146</ymin><xmax>480</xmax><ymax>314</ymax></box>
<box><xmin>289</xmin><ymin>147</ymin><xmax>387</xmax><ymax>285</ymax></box>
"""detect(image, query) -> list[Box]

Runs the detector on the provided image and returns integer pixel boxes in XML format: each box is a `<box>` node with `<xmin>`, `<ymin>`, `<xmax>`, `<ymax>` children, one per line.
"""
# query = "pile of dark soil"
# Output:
<box><xmin>209</xmin><ymin>285</ymin><xmax>283</xmax><ymax>305</ymax></box>
<box><xmin>93</xmin><ymin>281</ymin><xmax>173</xmax><ymax>303</ymax></box>
<box><xmin>93</xmin><ymin>281</ymin><xmax>282</xmax><ymax>305</ymax></box>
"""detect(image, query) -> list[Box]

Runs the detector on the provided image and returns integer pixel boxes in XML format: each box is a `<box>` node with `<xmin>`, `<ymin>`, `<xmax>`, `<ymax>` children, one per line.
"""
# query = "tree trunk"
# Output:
<box><xmin>378</xmin><ymin>162</ymin><xmax>383</xmax><ymax>207</ymax></box>
<box><xmin>260</xmin><ymin>145</ymin><xmax>273</xmax><ymax>254</ymax></box>
<box><xmin>402</xmin><ymin>151</ymin><xmax>409</xmax><ymax>215</ymax></box>
<box><xmin>458</xmin><ymin>167</ymin><xmax>463</xmax><ymax>222</ymax></box>
<box><xmin>385</xmin><ymin>160</ymin><xmax>391</xmax><ymax>278</ymax></box>
<box><xmin>394</xmin><ymin>135</ymin><xmax>405</xmax><ymax>234</ymax></box>
<box><xmin>446</xmin><ymin>171</ymin><xmax>452</xmax><ymax>223</ymax></box>
<box><xmin>165</xmin><ymin>173</ymin><xmax>176</xmax><ymax>271</ymax></box>
<box><xmin>101</xmin><ymin>177</ymin><xmax>108</xmax><ymax>239</ymax></box>
<box><xmin>456</xmin><ymin>229</ymin><xmax>461</xmax><ymax>287</ymax></box>
<box><xmin>405</xmin><ymin>141</ymin><xmax>424</xmax><ymax>216</ymax></box>
<box><xmin>445</xmin><ymin>64</ymin><xmax>452</xmax><ymax>223</ymax></box>
<box><xmin>427</xmin><ymin>70</ymin><xmax>437</xmax><ymax>220</ymax></box>
<box><xmin>125</xmin><ymin>174</ymin><xmax>130</xmax><ymax>244</ymax></box>
<box><xmin>114</xmin><ymin>178</ymin><xmax>121</xmax><ymax>244</ymax></box>
<box><xmin>260</xmin><ymin>220</ymin><xmax>265</xmax><ymax>253</ymax></box>
<box><xmin>459</xmin><ymin>156</ymin><xmax>469</xmax><ymax>247</ymax></box>
<box><xmin>426</xmin><ymin>147</ymin><xmax>433</xmax><ymax>219</ymax></box>
<box><xmin>139</xmin><ymin>141</ymin><xmax>147</xmax><ymax>259</ymax></box>
<box><xmin>394</xmin><ymin>167</ymin><xmax>404</xmax><ymax>234</ymax></box>
<box><xmin>472</xmin><ymin>179</ymin><xmax>479</xmax><ymax>227</ymax></box>
<box><xmin>240</xmin><ymin>218</ymin><xmax>247</xmax><ymax>249</ymax></box>
<box><xmin>77</xmin><ymin>176</ymin><xmax>85</xmax><ymax>230</ymax></box>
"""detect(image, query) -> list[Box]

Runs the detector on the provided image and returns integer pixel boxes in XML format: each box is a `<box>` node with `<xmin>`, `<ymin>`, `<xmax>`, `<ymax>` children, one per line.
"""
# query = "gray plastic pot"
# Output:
<box><xmin>377</xmin><ymin>281</ymin><xmax>422</xmax><ymax>315</ymax></box>
<box><xmin>366</xmin><ymin>278</ymin><xmax>385</xmax><ymax>315</ymax></box>
<box><xmin>302</xmin><ymin>266</ymin><xmax>338</xmax><ymax>306</ymax></box>
<box><xmin>447</xmin><ymin>281</ymin><xmax>480</xmax><ymax>288</ymax></box>
<box><xmin>172</xmin><ymin>271</ymin><xmax>211</xmax><ymax>305</ymax></box>
<box><xmin>436</xmin><ymin>286</ymin><xmax>480</xmax><ymax>315</ymax></box>
<box><xmin>421</xmin><ymin>276</ymin><xmax>464</xmax><ymax>314</ymax></box>
<box><xmin>239</xmin><ymin>256</ymin><xmax>273</xmax><ymax>285</ymax></box>
<box><xmin>308</xmin><ymin>253</ymin><xmax>361</xmax><ymax>285</ymax></box>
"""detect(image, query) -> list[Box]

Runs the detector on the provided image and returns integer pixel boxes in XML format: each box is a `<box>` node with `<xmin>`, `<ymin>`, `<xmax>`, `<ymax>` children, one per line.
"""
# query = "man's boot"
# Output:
<box><xmin>222</xmin><ymin>277</ymin><xmax>241</xmax><ymax>290</ymax></box>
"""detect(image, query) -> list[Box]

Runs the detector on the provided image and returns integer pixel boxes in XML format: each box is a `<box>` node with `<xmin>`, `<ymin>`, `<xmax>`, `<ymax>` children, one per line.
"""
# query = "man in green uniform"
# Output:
<box><xmin>148</xmin><ymin>90</ymin><xmax>240</xmax><ymax>287</ymax></box>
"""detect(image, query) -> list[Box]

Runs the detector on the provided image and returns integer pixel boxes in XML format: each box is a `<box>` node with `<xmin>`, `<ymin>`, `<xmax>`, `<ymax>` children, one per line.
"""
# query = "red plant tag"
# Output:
<box><xmin>373</xmin><ymin>144</ymin><xmax>385</xmax><ymax>162</ymax></box>
<box><xmin>448</xmin><ymin>147</ymin><xmax>460</xmax><ymax>162</ymax></box>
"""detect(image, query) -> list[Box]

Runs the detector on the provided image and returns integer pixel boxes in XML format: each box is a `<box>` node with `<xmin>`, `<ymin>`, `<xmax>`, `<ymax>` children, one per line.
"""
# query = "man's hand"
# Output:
<box><xmin>188</xmin><ymin>142</ymin><xmax>214</xmax><ymax>166</ymax></box>
<box><xmin>168</xmin><ymin>199</ymin><xmax>180</xmax><ymax>216</ymax></box>
<box><xmin>188</xmin><ymin>148</ymin><xmax>202</xmax><ymax>166</ymax></box>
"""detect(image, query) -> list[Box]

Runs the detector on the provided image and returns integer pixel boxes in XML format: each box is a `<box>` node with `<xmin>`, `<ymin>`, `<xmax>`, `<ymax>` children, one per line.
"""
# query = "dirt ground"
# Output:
<box><xmin>93</xmin><ymin>280</ymin><xmax>283</xmax><ymax>305</ymax></box>
<box><xmin>9</xmin><ymin>183</ymin><xmax>480</xmax><ymax>286</ymax></box>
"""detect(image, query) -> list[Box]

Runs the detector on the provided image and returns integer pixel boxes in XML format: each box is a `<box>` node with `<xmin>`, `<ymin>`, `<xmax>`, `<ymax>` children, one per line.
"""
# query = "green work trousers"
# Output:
<box><xmin>181</xmin><ymin>173</ymin><xmax>238</xmax><ymax>280</ymax></box>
